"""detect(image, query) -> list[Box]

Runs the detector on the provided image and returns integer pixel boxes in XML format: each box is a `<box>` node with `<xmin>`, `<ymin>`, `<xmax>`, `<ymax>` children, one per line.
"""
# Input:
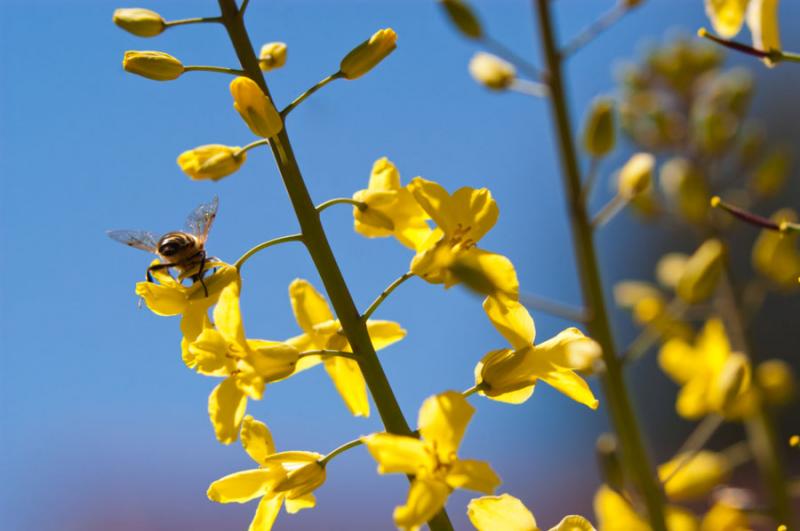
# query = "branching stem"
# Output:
<box><xmin>362</xmin><ymin>272</ymin><xmax>414</xmax><ymax>322</ymax></box>
<box><xmin>234</xmin><ymin>234</ymin><xmax>304</xmax><ymax>271</ymax></box>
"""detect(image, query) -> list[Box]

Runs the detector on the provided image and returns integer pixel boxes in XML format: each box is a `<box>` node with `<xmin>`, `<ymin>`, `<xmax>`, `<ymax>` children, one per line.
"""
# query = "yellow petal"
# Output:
<box><xmin>324</xmin><ymin>356</ymin><xmax>369</xmax><ymax>417</ymax></box>
<box><xmin>549</xmin><ymin>515</ymin><xmax>596</xmax><ymax>531</ymax></box>
<box><xmin>177</xmin><ymin>144</ymin><xmax>246</xmax><ymax>182</ymax></box>
<box><xmin>676</xmin><ymin>377</ymin><xmax>711</xmax><ymax>420</ymax></box>
<box><xmin>214</xmin><ymin>280</ymin><xmax>247</xmax><ymax>350</ymax></box>
<box><xmin>361</xmin><ymin>433</ymin><xmax>434</xmax><ymax>475</ymax></box>
<box><xmin>450</xmin><ymin>250</ymin><xmax>520</xmax><ymax>298</ymax></box>
<box><xmin>249</xmin><ymin>495</ymin><xmax>283</xmax><ymax>531</ymax></box>
<box><xmin>656</xmin><ymin>253</ymin><xmax>690</xmax><ymax>290</ymax></box>
<box><xmin>483</xmin><ymin>295</ymin><xmax>535</xmax><ymax>350</ymax></box>
<box><xmin>234</xmin><ymin>363</ymin><xmax>266</xmax><ymax>400</ymax></box>
<box><xmin>207</xmin><ymin>469</ymin><xmax>276</xmax><ymax>503</ymax></box>
<box><xmin>658</xmin><ymin>451</ymin><xmax>730</xmax><ymax>502</ymax></box>
<box><xmin>659</xmin><ymin>338</ymin><xmax>702</xmax><ymax>384</ymax></box>
<box><xmin>699</xmin><ymin>501</ymin><xmax>749</xmax><ymax>531</ymax></box>
<box><xmin>535</xmin><ymin>327</ymin><xmax>601</xmax><ymax>371</ymax></box>
<box><xmin>246</xmin><ymin>340</ymin><xmax>299</xmax><ymax>381</ymax></box>
<box><xmin>393</xmin><ymin>478</ymin><xmax>451</xmax><ymax>531</ymax></box>
<box><xmin>593</xmin><ymin>485</ymin><xmax>649</xmax><ymax>531</ymax></box>
<box><xmin>284</xmin><ymin>493</ymin><xmax>316</xmax><ymax>514</ymax></box>
<box><xmin>289</xmin><ymin>279</ymin><xmax>334</xmax><ymax>334</ymax></box>
<box><xmin>136</xmin><ymin>280</ymin><xmax>188</xmax><ymax>316</ymax></box>
<box><xmin>540</xmin><ymin>369</ymin><xmax>599</xmax><ymax>410</ymax></box>
<box><xmin>185</xmin><ymin>328</ymin><xmax>236</xmax><ymax>376</ymax></box>
<box><xmin>445</xmin><ymin>459</ymin><xmax>500</xmax><ymax>493</ymax></box>
<box><xmin>229</xmin><ymin>76</ymin><xmax>283</xmax><ymax>138</ymax></box>
<box><xmin>477</xmin><ymin>348</ymin><xmax>539</xmax><ymax>398</ymax></box>
<box><xmin>666</xmin><ymin>507</ymin><xmax>700</xmax><ymax>531</ymax></box>
<box><xmin>704</xmin><ymin>0</ymin><xmax>749</xmax><ymax>37</ymax></box>
<box><xmin>418</xmin><ymin>391</ymin><xmax>474</xmax><ymax>462</ymax></box>
<box><xmin>467</xmin><ymin>494</ymin><xmax>538</xmax><ymax>531</ymax></box>
<box><xmin>366</xmin><ymin>320</ymin><xmax>407</xmax><ymax>350</ymax></box>
<box><xmin>613</xmin><ymin>280</ymin><xmax>662</xmax><ymax>309</ymax></box>
<box><xmin>408</xmin><ymin>177</ymin><xmax>458</xmax><ymax>235</ymax></box>
<box><xmin>450</xmin><ymin>186</ymin><xmax>499</xmax><ymax>244</ymax></box>
<box><xmin>209</xmin><ymin>378</ymin><xmax>248</xmax><ymax>444</ymax></box>
<box><xmin>746</xmin><ymin>0</ymin><xmax>781</xmax><ymax>66</ymax></box>
<box><xmin>274</xmin><ymin>461</ymin><xmax>326</xmax><ymax>498</ymax></box>
<box><xmin>696</xmin><ymin>318</ymin><xmax>731</xmax><ymax>371</ymax></box>
<box><xmin>241</xmin><ymin>415</ymin><xmax>276</xmax><ymax>466</ymax></box>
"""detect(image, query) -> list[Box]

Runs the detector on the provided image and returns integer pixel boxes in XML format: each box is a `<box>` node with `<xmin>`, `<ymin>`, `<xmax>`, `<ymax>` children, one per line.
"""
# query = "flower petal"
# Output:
<box><xmin>676</xmin><ymin>377</ymin><xmax>711</xmax><ymax>419</ymax></box>
<box><xmin>361</xmin><ymin>433</ymin><xmax>434</xmax><ymax>475</ymax></box>
<box><xmin>445</xmin><ymin>459</ymin><xmax>501</xmax><ymax>494</ymax></box>
<box><xmin>207</xmin><ymin>469</ymin><xmax>276</xmax><ymax>504</ymax></box>
<box><xmin>241</xmin><ymin>415</ymin><xmax>276</xmax><ymax>466</ymax></box>
<box><xmin>136</xmin><ymin>280</ymin><xmax>188</xmax><ymax>316</ymax></box>
<box><xmin>548</xmin><ymin>515</ymin><xmax>596</xmax><ymax>531</ymax></box>
<box><xmin>540</xmin><ymin>369</ymin><xmax>599</xmax><ymax>410</ymax></box>
<box><xmin>324</xmin><ymin>356</ymin><xmax>370</xmax><ymax>417</ymax></box>
<box><xmin>284</xmin><ymin>493</ymin><xmax>316</xmax><ymax>514</ymax></box>
<box><xmin>483</xmin><ymin>295</ymin><xmax>535</xmax><ymax>350</ymax></box>
<box><xmin>450</xmin><ymin>250</ymin><xmax>519</xmax><ymax>298</ymax></box>
<box><xmin>393</xmin><ymin>478</ymin><xmax>451</xmax><ymax>531</ymax></box>
<box><xmin>467</xmin><ymin>494</ymin><xmax>538</xmax><ymax>531</ymax></box>
<box><xmin>418</xmin><ymin>391</ymin><xmax>474</xmax><ymax>462</ymax></box>
<box><xmin>704</xmin><ymin>0</ymin><xmax>749</xmax><ymax>37</ymax></box>
<box><xmin>246</xmin><ymin>340</ymin><xmax>299</xmax><ymax>381</ymax></box>
<box><xmin>289</xmin><ymin>279</ymin><xmax>334</xmax><ymax>334</ymax></box>
<box><xmin>249</xmin><ymin>495</ymin><xmax>283</xmax><ymax>531</ymax></box>
<box><xmin>366</xmin><ymin>320</ymin><xmax>407</xmax><ymax>350</ymax></box>
<box><xmin>408</xmin><ymin>177</ymin><xmax>457</xmax><ymax>235</ymax></box>
<box><xmin>658</xmin><ymin>451</ymin><xmax>730</xmax><ymax>502</ymax></box>
<box><xmin>450</xmin><ymin>186</ymin><xmax>499</xmax><ymax>244</ymax></box>
<box><xmin>209</xmin><ymin>378</ymin><xmax>248</xmax><ymax>444</ymax></box>
<box><xmin>659</xmin><ymin>338</ymin><xmax>701</xmax><ymax>384</ymax></box>
<box><xmin>214</xmin><ymin>280</ymin><xmax>247</xmax><ymax>349</ymax></box>
<box><xmin>185</xmin><ymin>328</ymin><xmax>236</xmax><ymax>376</ymax></box>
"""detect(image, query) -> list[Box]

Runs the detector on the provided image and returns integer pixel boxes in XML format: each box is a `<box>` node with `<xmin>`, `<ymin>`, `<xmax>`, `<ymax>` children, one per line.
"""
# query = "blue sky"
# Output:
<box><xmin>2</xmin><ymin>0</ymin><xmax>799</xmax><ymax>529</ymax></box>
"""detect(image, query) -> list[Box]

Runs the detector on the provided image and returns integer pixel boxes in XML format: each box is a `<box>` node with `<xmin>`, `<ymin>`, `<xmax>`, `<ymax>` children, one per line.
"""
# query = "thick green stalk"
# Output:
<box><xmin>216</xmin><ymin>2</ymin><xmax>453</xmax><ymax>529</ymax></box>
<box><xmin>533</xmin><ymin>1</ymin><xmax>668</xmax><ymax>529</ymax></box>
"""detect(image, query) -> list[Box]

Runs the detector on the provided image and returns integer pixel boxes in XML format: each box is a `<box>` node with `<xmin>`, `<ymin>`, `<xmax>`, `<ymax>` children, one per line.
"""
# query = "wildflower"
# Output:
<box><xmin>582</xmin><ymin>97</ymin><xmax>616</xmax><ymax>158</ymax></box>
<box><xmin>230</xmin><ymin>76</ymin><xmax>283</xmax><ymax>138</ymax></box>
<box><xmin>752</xmin><ymin>209</ymin><xmax>800</xmax><ymax>288</ymax></box>
<box><xmin>704</xmin><ymin>0</ymin><xmax>750</xmax><ymax>38</ymax></box>
<box><xmin>286</xmin><ymin>279</ymin><xmax>406</xmax><ymax>417</ymax></box>
<box><xmin>659</xmin><ymin>318</ymin><xmax>752</xmax><ymax>419</ymax></box>
<box><xmin>208</xmin><ymin>416</ymin><xmax>325</xmax><ymax>530</ymax></box>
<box><xmin>658</xmin><ymin>451</ymin><xmax>731</xmax><ymax>501</ymax></box>
<box><xmin>362</xmin><ymin>391</ymin><xmax>501</xmax><ymax>530</ymax></box>
<box><xmin>746</xmin><ymin>0</ymin><xmax>781</xmax><ymax>66</ymax></box>
<box><xmin>340</xmin><ymin>28</ymin><xmax>397</xmax><ymax>80</ymax></box>
<box><xmin>259</xmin><ymin>42</ymin><xmax>288</xmax><ymax>71</ymax></box>
<box><xmin>122</xmin><ymin>50</ymin><xmax>184</xmax><ymax>81</ymax></box>
<box><xmin>352</xmin><ymin>158</ymin><xmax>432</xmax><ymax>250</ymax></box>
<box><xmin>676</xmin><ymin>239</ymin><xmax>725</xmax><ymax>304</ymax></box>
<box><xmin>468</xmin><ymin>493</ymin><xmax>595</xmax><ymax>531</ymax></box>
<box><xmin>699</xmin><ymin>501</ymin><xmax>749</xmax><ymax>531</ymax></box>
<box><xmin>755</xmin><ymin>359</ymin><xmax>796</xmax><ymax>405</ymax></box>
<box><xmin>468</xmin><ymin>53</ymin><xmax>516</xmax><ymax>91</ymax></box>
<box><xmin>659</xmin><ymin>158</ymin><xmax>710</xmax><ymax>225</ymax></box>
<box><xmin>475</xmin><ymin>296</ymin><xmax>600</xmax><ymax>408</ymax></box>
<box><xmin>617</xmin><ymin>153</ymin><xmax>655</xmax><ymax>200</ymax></box>
<box><xmin>439</xmin><ymin>0</ymin><xmax>483</xmax><ymax>39</ymax></box>
<box><xmin>594</xmin><ymin>484</ymin><xmax>698</xmax><ymax>531</ymax></box>
<box><xmin>177</xmin><ymin>144</ymin><xmax>246</xmax><ymax>181</ymax></box>
<box><xmin>113</xmin><ymin>8</ymin><xmax>165</xmax><ymax>37</ymax></box>
<box><xmin>656</xmin><ymin>253</ymin><xmax>689</xmax><ymax>290</ymax></box>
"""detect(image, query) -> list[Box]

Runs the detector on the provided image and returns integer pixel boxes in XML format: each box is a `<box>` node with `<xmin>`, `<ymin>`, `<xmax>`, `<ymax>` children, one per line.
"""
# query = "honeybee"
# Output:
<box><xmin>107</xmin><ymin>196</ymin><xmax>219</xmax><ymax>296</ymax></box>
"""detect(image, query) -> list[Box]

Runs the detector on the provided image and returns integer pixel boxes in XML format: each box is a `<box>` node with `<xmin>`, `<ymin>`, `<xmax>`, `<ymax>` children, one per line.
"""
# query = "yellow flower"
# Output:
<box><xmin>352</xmin><ymin>158</ymin><xmax>432</xmax><ymax>250</ymax></box>
<box><xmin>122</xmin><ymin>50</ymin><xmax>184</xmax><ymax>81</ymax></box>
<box><xmin>617</xmin><ymin>153</ymin><xmax>654</xmax><ymax>200</ymax></box>
<box><xmin>285</xmin><ymin>279</ymin><xmax>406</xmax><ymax>417</ymax></box>
<box><xmin>746</xmin><ymin>0</ymin><xmax>781</xmax><ymax>66</ymax></box>
<box><xmin>582</xmin><ymin>97</ymin><xmax>616</xmax><ymax>158</ymax></box>
<box><xmin>594</xmin><ymin>485</ymin><xmax>699</xmax><ymax>531</ymax></box>
<box><xmin>752</xmin><ymin>209</ymin><xmax>800</xmax><ymax>288</ymax></box>
<box><xmin>659</xmin><ymin>318</ymin><xmax>751</xmax><ymax>419</ymax></box>
<box><xmin>362</xmin><ymin>391</ymin><xmax>501</xmax><ymax>530</ymax></box>
<box><xmin>229</xmin><ymin>76</ymin><xmax>283</xmax><ymax>138</ymax></box>
<box><xmin>112</xmin><ymin>8</ymin><xmax>165</xmax><ymax>37</ymax></box>
<box><xmin>177</xmin><ymin>144</ymin><xmax>246</xmax><ymax>181</ymax></box>
<box><xmin>468</xmin><ymin>493</ymin><xmax>595</xmax><ymax>531</ymax></box>
<box><xmin>475</xmin><ymin>296</ymin><xmax>600</xmax><ymax>408</ymax></box>
<box><xmin>699</xmin><ymin>501</ymin><xmax>749</xmax><ymax>531</ymax></box>
<box><xmin>186</xmin><ymin>281</ymin><xmax>299</xmax><ymax>443</ymax></box>
<box><xmin>676</xmin><ymin>239</ymin><xmax>725</xmax><ymax>304</ymax></box>
<box><xmin>658</xmin><ymin>451</ymin><xmax>730</xmax><ymax>501</ymax></box>
<box><xmin>208</xmin><ymin>416</ymin><xmax>324</xmax><ymax>530</ymax></box>
<box><xmin>259</xmin><ymin>42</ymin><xmax>288</xmax><ymax>71</ymax></box>
<box><xmin>340</xmin><ymin>28</ymin><xmax>397</xmax><ymax>80</ymax></box>
<box><xmin>704</xmin><ymin>0</ymin><xmax>750</xmax><ymax>37</ymax></box>
<box><xmin>468</xmin><ymin>53</ymin><xmax>516</xmax><ymax>91</ymax></box>
<box><xmin>755</xmin><ymin>359</ymin><xmax>796</xmax><ymax>405</ymax></box>
<box><xmin>656</xmin><ymin>253</ymin><xmax>689</xmax><ymax>290</ymax></box>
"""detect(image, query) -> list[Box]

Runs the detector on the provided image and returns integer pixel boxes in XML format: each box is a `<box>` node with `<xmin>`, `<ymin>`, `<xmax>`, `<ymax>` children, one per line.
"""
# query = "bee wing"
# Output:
<box><xmin>184</xmin><ymin>196</ymin><xmax>219</xmax><ymax>243</ymax></box>
<box><xmin>106</xmin><ymin>229</ymin><xmax>160</xmax><ymax>253</ymax></box>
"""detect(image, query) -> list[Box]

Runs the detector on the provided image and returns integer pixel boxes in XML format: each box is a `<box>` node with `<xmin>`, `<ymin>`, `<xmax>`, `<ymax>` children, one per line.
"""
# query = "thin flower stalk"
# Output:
<box><xmin>281</xmin><ymin>73</ymin><xmax>344</xmax><ymax>118</ymax></box>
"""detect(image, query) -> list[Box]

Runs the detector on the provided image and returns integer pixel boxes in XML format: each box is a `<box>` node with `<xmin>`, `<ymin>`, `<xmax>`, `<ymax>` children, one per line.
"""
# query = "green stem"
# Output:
<box><xmin>533</xmin><ymin>2</ymin><xmax>668</xmax><ymax>529</ymax></box>
<box><xmin>216</xmin><ymin>3</ymin><xmax>453</xmax><ymax>529</ymax></box>
<box><xmin>183</xmin><ymin>65</ymin><xmax>246</xmax><ymax>76</ymax></box>
<box><xmin>621</xmin><ymin>298</ymin><xmax>686</xmax><ymax>364</ymax></box>
<box><xmin>317</xmin><ymin>197</ymin><xmax>366</xmax><ymax>214</ymax></box>
<box><xmin>482</xmin><ymin>35</ymin><xmax>541</xmax><ymax>79</ymax></box>
<box><xmin>591</xmin><ymin>194</ymin><xmax>629</xmax><ymax>229</ymax></box>
<box><xmin>518</xmin><ymin>292</ymin><xmax>587</xmax><ymax>322</ymax></box>
<box><xmin>298</xmin><ymin>349</ymin><xmax>359</xmax><ymax>361</ymax></box>
<box><xmin>281</xmin><ymin>73</ymin><xmax>343</xmax><ymax>118</ymax></box>
<box><xmin>661</xmin><ymin>414</ymin><xmax>723</xmax><ymax>486</ymax></box>
<box><xmin>164</xmin><ymin>16</ymin><xmax>223</xmax><ymax>27</ymax></box>
<box><xmin>235</xmin><ymin>138</ymin><xmax>270</xmax><ymax>157</ymax></box>
<box><xmin>234</xmin><ymin>234</ymin><xmax>304</xmax><ymax>271</ymax></box>
<box><xmin>562</xmin><ymin>2</ymin><xmax>630</xmax><ymax>57</ymax></box>
<box><xmin>462</xmin><ymin>384</ymin><xmax>483</xmax><ymax>399</ymax></box>
<box><xmin>320</xmin><ymin>438</ymin><xmax>364</xmax><ymax>467</ymax></box>
<box><xmin>362</xmin><ymin>272</ymin><xmax>414</xmax><ymax>322</ymax></box>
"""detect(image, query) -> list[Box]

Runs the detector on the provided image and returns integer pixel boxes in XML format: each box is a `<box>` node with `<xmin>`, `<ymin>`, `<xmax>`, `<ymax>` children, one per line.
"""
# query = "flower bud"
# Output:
<box><xmin>752</xmin><ymin>209</ymin><xmax>800</xmax><ymax>288</ymax></box>
<box><xmin>439</xmin><ymin>0</ymin><xmax>483</xmax><ymax>39</ymax></box>
<box><xmin>613</xmin><ymin>281</ymin><xmax>661</xmax><ymax>308</ymax></box>
<box><xmin>274</xmin><ymin>461</ymin><xmax>326</xmax><ymax>498</ymax></box>
<box><xmin>746</xmin><ymin>0</ymin><xmax>781</xmax><ymax>67</ymax></box>
<box><xmin>468</xmin><ymin>53</ymin><xmax>516</xmax><ymax>91</ymax></box>
<box><xmin>123</xmin><ymin>50</ymin><xmax>184</xmax><ymax>81</ymax></box>
<box><xmin>656</xmin><ymin>253</ymin><xmax>689</xmax><ymax>290</ymax></box>
<box><xmin>750</xmin><ymin>147</ymin><xmax>790</xmax><ymax>198</ymax></box>
<box><xmin>658</xmin><ymin>451</ymin><xmax>730</xmax><ymax>501</ymax></box>
<box><xmin>704</xmin><ymin>0</ymin><xmax>747</xmax><ymax>38</ymax></box>
<box><xmin>711</xmin><ymin>352</ymin><xmax>751</xmax><ymax>412</ymax></box>
<box><xmin>617</xmin><ymin>153</ymin><xmax>654</xmax><ymax>199</ymax></box>
<box><xmin>113</xmin><ymin>8</ymin><xmax>166</xmax><ymax>37</ymax></box>
<box><xmin>756</xmin><ymin>359</ymin><xmax>796</xmax><ymax>406</ymax></box>
<box><xmin>582</xmin><ymin>97</ymin><xmax>616</xmax><ymax>158</ymax></box>
<box><xmin>660</xmin><ymin>157</ymin><xmax>710</xmax><ymax>224</ymax></box>
<box><xmin>229</xmin><ymin>77</ymin><xmax>283</xmax><ymax>138</ymax></box>
<box><xmin>177</xmin><ymin>145</ymin><xmax>246</xmax><ymax>181</ymax></box>
<box><xmin>676</xmin><ymin>239</ymin><xmax>725</xmax><ymax>304</ymax></box>
<box><xmin>259</xmin><ymin>42</ymin><xmax>288</xmax><ymax>71</ymax></box>
<box><xmin>340</xmin><ymin>28</ymin><xmax>397</xmax><ymax>80</ymax></box>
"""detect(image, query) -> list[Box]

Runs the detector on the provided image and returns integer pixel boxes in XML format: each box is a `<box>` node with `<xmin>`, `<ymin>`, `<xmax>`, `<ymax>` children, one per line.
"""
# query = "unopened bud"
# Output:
<box><xmin>656</xmin><ymin>253</ymin><xmax>689</xmax><ymax>290</ymax></box>
<box><xmin>617</xmin><ymin>153</ymin><xmax>654</xmax><ymax>200</ymax></box>
<box><xmin>177</xmin><ymin>145</ymin><xmax>246</xmax><ymax>181</ymax></box>
<box><xmin>712</xmin><ymin>353</ymin><xmax>751</xmax><ymax>412</ymax></box>
<box><xmin>752</xmin><ymin>209</ymin><xmax>800</xmax><ymax>287</ymax></box>
<box><xmin>123</xmin><ymin>50</ymin><xmax>184</xmax><ymax>81</ymax></box>
<box><xmin>756</xmin><ymin>359</ymin><xmax>796</xmax><ymax>406</ymax></box>
<box><xmin>751</xmin><ymin>147</ymin><xmax>790</xmax><ymax>198</ymax></box>
<box><xmin>660</xmin><ymin>157</ymin><xmax>710</xmax><ymax>224</ymax></box>
<box><xmin>113</xmin><ymin>8</ymin><xmax>166</xmax><ymax>37</ymax></box>
<box><xmin>659</xmin><ymin>451</ymin><xmax>730</xmax><ymax>501</ymax></box>
<box><xmin>582</xmin><ymin>97</ymin><xmax>616</xmax><ymax>158</ymax></box>
<box><xmin>676</xmin><ymin>239</ymin><xmax>725</xmax><ymax>304</ymax></box>
<box><xmin>259</xmin><ymin>42</ymin><xmax>288</xmax><ymax>72</ymax></box>
<box><xmin>229</xmin><ymin>77</ymin><xmax>283</xmax><ymax>138</ymax></box>
<box><xmin>439</xmin><ymin>0</ymin><xmax>483</xmax><ymax>39</ymax></box>
<box><xmin>468</xmin><ymin>52</ymin><xmax>516</xmax><ymax>90</ymax></box>
<box><xmin>340</xmin><ymin>28</ymin><xmax>397</xmax><ymax>80</ymax></box>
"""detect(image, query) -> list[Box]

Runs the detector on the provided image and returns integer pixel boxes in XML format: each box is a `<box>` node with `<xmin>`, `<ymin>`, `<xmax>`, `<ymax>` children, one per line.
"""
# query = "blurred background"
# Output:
<box><xmin>1</xmin><ymin>0</ymin><xmax>799</xmax><ymax>529</ymax></box>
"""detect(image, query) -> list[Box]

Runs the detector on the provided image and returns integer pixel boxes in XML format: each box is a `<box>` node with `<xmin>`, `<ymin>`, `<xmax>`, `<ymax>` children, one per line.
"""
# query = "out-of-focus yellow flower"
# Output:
<box><xmin>746</xmin><ymin>0</ymin><xmax>781</xmax><ymax>66</ymax></box>
<box><xmin>658</xmin><ymin>451</ymin><xmax>731</xmax><ymax>501</ymax></box>
<box><xmin>113</xmin><ymin>8</ymin><xmax>165</xmax><ymax>37</ymax></box>
<box><xmin>750</xmin><ymin>148</ymin><xmax>790</xmax><ymax>197</ymax></box>
<box><xmin>439</xmin><ymin>0</ymin><xmax>483</xmax><ymax>39</ymax></box>
<box><xmin>790</xmin><ymin>434</ymin><xmax>800</xmax><ymax>447</ymax></box>
<box><xmin>259</xmin><ymin>42</ymin><xmax>288</xmax><ymax>71</ymax></box>
<box><xmin>352</xmin><ymin>158</ymin><xmax>432</xmax><ymax>249</ymax></box>
<box><xmin>208</xmin><ymin>416</ymin><xmax>324</xmax><ymax>530</ymax></box>
<box><xmin>229</xmin><ymin>76</ymin><xmax>283</xmax><ymax>138</ymax></box>
<box><xmin>468</xmin><ymin>493</ymin><xmax>595</xmax><ymax>531</ymax></box>
<box><xmin>614</xmin><ymin>278</ymin><xmax>692</xmax><ymax>343</ymax></box>
<box><xmin>752</xmin><ymin>209</ymin><xmax>800</xmax><ymax>288</ymax></box>
<box><xmin>468</xmin><ymin>52</ymin><xmax>516</xmax><ymax>91</ymax></box>
<box><xmin>659</xmin><ymin>318</ymin><xmax>752</xmax><ymax>419</ymax></box>
<box><xmin>340</xmin><ymin>28</ymin><xmax>397</xmax><ymax>80</ymax></box>
<box><xmin>177</xmin><ymin>144</ymin><xmax>246</xmax><ymax>181</ymax></box>
<box><xmin>656</xmin><ymin>253</ymin><xmax>689</xmax><ymax>290</ymax></box>
<box><xmin>185</xmin><ymin>281</ymin><xmax>299</xmax><ymax>443</ymax></box>
<box><xmin>614</xmin><ymin>281</ymin><xmax>662</xmax><ymax>309</ymax></box>
<box><xmin>123</xmin><ymin>50</ymin><xmax>184</xmax><ymax>81</ymax></box>
<box><xmin>659</xmin><ymin>158</ymin><xmax>710</xmax><ymax>225</ymax></box>
<box><xmin>582</xmin><ymin>97</ymin><xmax>616</xmax><ymax>158</ymax></box>
<box><xmin>475</xmin><ymin>296</ymin><xmax>600</xmax><ymax>408</ymax></box>
<box><xmin>704</xmin><ymin>0</ymin><xmax>750</xmax><ymax>37</ymax></box>
<box><xmin>756</xmin><ymin>359</ymin><xmax>796</xmax><ymax>405</ymax></box>
<box><xmin>362</xmin><ymin>391</ymin><xmax>500</xmax><ymax>530</ymax></box>
<box><xmin>699</xmin><ymin>501</ymin><xmax>749</xmax><ymax>531</ymax></box>
<box><xmin>676</xmin><ymin>239</ymin><xmax>725</xmax><ymax>304</ymax></box>
<box><xmin>618</xmin><ymin>153</ymin><xmax>655</xmax><ymax>200</ymax></box>
<box><xmin>594</xmin><ymin>484</ymin><xmax>699</xmax><ymax>531</ymax></box>
<box><xmin>285</xmin><ymin>279</ymin><xmax>405</xmax><ymax>417</ymax></box>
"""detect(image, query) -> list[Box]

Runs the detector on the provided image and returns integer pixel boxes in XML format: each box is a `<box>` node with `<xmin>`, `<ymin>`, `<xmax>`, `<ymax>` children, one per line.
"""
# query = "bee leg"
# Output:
<box><xmin>147</xmin><ymin>262</ymin><xmax>175</xmax><ymax>283</ymax></box>
<box><xmin>198</xmin><ymin>252</ymin><xmax>209</xmax><ymax>297</ymax></box>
